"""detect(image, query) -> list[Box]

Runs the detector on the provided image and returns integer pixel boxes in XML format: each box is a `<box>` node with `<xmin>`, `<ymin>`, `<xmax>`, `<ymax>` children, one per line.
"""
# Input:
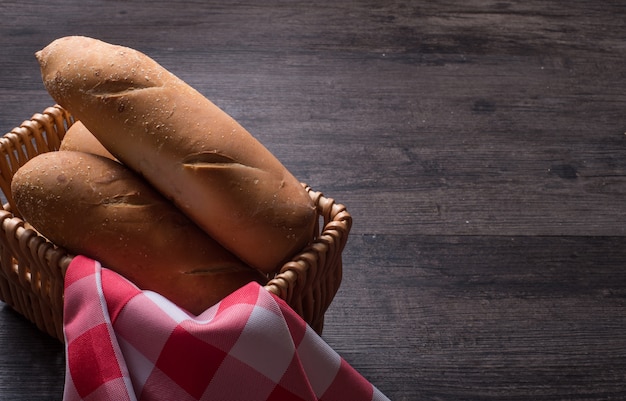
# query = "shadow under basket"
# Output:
<box><xmin>0</xmin><ymin>105</ymin><xmax>352</xmax><ymax>342</ymax></box>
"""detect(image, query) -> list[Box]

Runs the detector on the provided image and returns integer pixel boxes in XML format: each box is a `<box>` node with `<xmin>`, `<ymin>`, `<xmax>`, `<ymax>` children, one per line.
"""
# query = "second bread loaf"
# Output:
<box><xmin>12</xmin><ymin>150</ymin><xmax>267</xmax><ymax>314</ymax></box>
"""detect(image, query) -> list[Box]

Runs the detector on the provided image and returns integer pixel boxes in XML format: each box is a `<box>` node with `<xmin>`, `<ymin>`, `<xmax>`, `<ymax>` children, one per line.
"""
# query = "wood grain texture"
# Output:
<box><xmin>1</xmin><ymin>1</ymin><xmax>625</xmax><ymax>400</ymax></box>
<box><xmin>327</xmin><ymin>234</ymin><xmax>626</xmax><ymax>400</ymax></box>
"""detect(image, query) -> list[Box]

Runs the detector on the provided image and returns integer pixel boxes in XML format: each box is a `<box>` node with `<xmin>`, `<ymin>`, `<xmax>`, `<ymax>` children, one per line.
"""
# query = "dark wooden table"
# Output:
<box><xmin>1</xmin><ymin>1</ymin><xmax>625</xmax><ymax>400</ymax></box>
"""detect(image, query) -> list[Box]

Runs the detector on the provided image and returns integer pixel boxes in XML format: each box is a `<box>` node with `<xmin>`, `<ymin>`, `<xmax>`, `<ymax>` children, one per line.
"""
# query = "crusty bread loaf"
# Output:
<box><xmin>36</xmin><ymin>36</ymin><xmax>316</xmax><ymax>273</ymax></box>
<box><xmin>60</xmin><ymin>120</ymin><xmax>116</xmax><ymax>160</ymax></box>
<box><xmin>12</xmin><ymin>150</ymin><xmax>267</xmax><ymax>314</ymax></box>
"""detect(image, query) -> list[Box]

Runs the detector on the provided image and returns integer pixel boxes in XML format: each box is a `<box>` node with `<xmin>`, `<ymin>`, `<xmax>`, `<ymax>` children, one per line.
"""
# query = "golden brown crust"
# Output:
<box><xmin>12</xmin><ymin>150</ymin><xmax>267</xmax><ymax>314</ymax></box>
<box><xmin>37</xmin><ymin>36</ymin><xmax>316</xmax><ymax>273</ymax></box>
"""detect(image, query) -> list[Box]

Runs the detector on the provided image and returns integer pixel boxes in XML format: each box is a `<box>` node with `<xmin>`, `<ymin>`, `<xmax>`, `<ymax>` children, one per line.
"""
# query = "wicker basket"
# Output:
<box><xmin>0</xmin><ymin>105</ymin><xmax>351</xmax><ymax>341</ymax></box>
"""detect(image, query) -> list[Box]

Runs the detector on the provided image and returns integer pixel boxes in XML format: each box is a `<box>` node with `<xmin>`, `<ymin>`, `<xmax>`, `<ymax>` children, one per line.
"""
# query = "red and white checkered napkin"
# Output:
<box><xmin>62</xmin><ymin>255</ymin><xmax>389</xmax><ymax>401</ymax></box>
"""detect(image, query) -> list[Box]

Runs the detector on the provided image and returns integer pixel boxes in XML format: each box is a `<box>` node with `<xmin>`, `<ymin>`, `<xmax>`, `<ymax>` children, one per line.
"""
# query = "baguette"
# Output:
<box><xmin>12</xmin><ymin>150</ymin><xmax>267</xmax><ymax>314</ymax></box>
<box><xmin>36</xmin><ymin>36</ymin><xmax>316</xmax><ymax>273</ymax></box>
<box><xmin>60</xmin><ymin>120</ymin><xmax>117</xmax><ymax>160</ymax></box>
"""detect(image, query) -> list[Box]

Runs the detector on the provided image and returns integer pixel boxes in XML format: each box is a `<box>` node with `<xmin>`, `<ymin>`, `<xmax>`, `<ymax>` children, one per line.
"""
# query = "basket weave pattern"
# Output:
<box><xmin>0</xmin><ymin>105</ymin><xmax>351</xmax><ymax>341</ymax></box>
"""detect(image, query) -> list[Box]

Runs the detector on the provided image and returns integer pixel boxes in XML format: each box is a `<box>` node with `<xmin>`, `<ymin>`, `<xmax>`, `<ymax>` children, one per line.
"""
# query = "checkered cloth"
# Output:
<box><xmin>62</xmin><ymin>255</ymin><xmax>389</xmax><ymax>401</ymax></box>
